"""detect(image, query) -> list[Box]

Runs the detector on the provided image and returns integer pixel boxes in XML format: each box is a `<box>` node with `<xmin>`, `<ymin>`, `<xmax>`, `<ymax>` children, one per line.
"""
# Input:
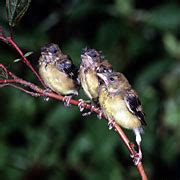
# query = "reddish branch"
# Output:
<box><xmin>0</xmin><ymin>31</ymin><xmax>45</xmax><ymax>87</ymax></box>
<box><xmin>0</xmin><ymin>34</ymin><xmax>148</xmax><ymax>180</ymax></box>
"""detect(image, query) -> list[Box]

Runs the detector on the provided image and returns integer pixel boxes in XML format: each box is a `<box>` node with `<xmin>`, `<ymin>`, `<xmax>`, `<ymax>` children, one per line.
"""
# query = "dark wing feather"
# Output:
<box><xmin>55</xmin><ymin>57</ymin><xmax>79</xmax><ymax>81</ymax></box>
<box><xmin>124</xmin><ymin>89</ymin><xmax>146</xmax><ymax>125</ymax></box>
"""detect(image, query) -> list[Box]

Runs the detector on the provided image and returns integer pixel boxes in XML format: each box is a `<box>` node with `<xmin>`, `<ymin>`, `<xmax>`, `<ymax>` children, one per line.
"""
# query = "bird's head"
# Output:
<box><xmin>81</xmin><ymin>47</ymin><xmax>102</xmax><ymax>67</ymax></box>
<box><xmin>41</xmin><ymin>43</ymin><xmax>62</xmax><ymax>56</ymax></box>
<box><xmin>97</xmin><ymin>72</ymin><xmax>131</xmax><ymax>93</ymax></box>
<box><xmin>40</xmin><ymin>43</ymin><xmax>63</xmax><ymax>64</ymax></box>
<box><xmin>96</xmin><ymin>60</ymin><xmax>113</xmax><ymax>74</ymax></box>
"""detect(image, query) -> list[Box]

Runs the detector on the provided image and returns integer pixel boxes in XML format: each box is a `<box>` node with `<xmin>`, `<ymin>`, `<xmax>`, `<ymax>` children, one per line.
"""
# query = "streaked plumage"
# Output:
<box><xmin>97</xmin><ymin>71</ymin><xmax>146</xmax><ymax>164</ymax></box>
<box><xmin>79</xmin><ymin>47</ymin><xmax>112</xmax><ymax>102</ymax></box>
<box><xmin>39</xmin><ymin>43</ymin><xmax>79</xmax><ymax>96</ymax></box>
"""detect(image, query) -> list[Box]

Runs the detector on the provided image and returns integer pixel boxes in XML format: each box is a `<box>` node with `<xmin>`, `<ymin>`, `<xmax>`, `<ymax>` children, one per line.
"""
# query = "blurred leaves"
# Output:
<box><xmin>113</xmin><ymin>0</ymin><xmax>133</xmax><ymax>16</ymax></box>
<box><xmin>146</xmin><ymin>4</ymin><xmax>180</xmax><ymax>31</ymax></box>
<box><xmin>6</xmin><ymin>0</ymin><xmax>31</xmax><ymax>27</ymax></box>
<box><xmin>163</xmin><ymin>33</ymin><xmax>180</xmax><ymax>59</ymax></box>
<box><xmin>162</xmin><ymin>65</ymin><xmax>180</xmax><ymax>128</ymax></box>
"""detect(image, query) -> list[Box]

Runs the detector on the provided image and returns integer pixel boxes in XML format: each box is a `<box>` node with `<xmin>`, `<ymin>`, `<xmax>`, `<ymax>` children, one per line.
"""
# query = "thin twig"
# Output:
<box><xmin>7</xmin><ymin>84</ymin><xmax>41</xmax><ymax>97</ymax></box>
<box><xmin>0</xmin><ymin>34</ymin><xmax>45</xmax><ymax>87</ymax></box>
<box><xmin>6</xmin><ymin>37</ymin><xmax>45</xmax><ymax>86</ymax></box>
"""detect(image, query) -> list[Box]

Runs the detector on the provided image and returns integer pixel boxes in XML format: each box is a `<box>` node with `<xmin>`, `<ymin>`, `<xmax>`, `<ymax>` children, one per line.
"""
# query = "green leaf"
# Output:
<box><xmin>14</xmin><ymin>51</ymin><xmax>33</xmax><ymax>62</ymax></box>
<box><xmin>24</xmin><ymin>51</ymin><xmax>33</xmax><ymax>57</ymax></box>
<box><xmin>6</xmin><ymin>0</ymin><xmax>31</xmax><ymax>27</ymax></box>
<box><xmin>13</xmin><ymin>58</ymin><xmax>21</xmax><ymax>62</ymax></box>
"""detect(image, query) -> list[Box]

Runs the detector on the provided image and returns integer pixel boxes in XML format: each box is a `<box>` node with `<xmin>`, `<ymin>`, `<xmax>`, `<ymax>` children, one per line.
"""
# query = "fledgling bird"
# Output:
<box><xmin>79</xmin><ymin>47</ymin><xmax>112</xmax><ymax>103</ymax></box>
<box><xmin>39</xmin><ymin>43</ymin><xmax>79</xmax><ymax>103</ymax></box>
<box><xmin>97</xmin><ymin>71</ymin><xmax>146</xmax><ymax>164</ymax></box>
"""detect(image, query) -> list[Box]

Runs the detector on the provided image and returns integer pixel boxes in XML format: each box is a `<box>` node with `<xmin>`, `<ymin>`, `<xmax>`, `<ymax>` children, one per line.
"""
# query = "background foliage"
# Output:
<box><xmin>0</xmin><ymin>0</ymin><xmax>180</xmax><ymax>179</ymax></box>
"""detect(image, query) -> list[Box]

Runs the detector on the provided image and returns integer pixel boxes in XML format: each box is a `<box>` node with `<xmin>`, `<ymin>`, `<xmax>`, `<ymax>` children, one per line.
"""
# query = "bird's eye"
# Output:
<box><xmin>109</xmin><ymin>77</ymin><xmax>115</xmax><ymax>82</ymax></box>
<box><xmin>101</xmin><ymin>67</ymin><xmax>107</xmax><ymax>72</ymax></box>
<box><xmin>49</xmin><ymin>47</ymin><xmax>57</xmax><ymax>54</ymax></box>
<box><xmin>87</xmin><ymin>51</ymin><xmax>97</xmax><ymax>58</ymax></box>
<box><xmin>99</xmin><ymin>79</ymin><xmax>104</xmax><ymax>85</ymax></box>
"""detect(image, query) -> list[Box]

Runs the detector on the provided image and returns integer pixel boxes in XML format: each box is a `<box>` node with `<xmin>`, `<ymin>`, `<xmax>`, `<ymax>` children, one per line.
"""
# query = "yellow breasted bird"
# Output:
<box><xmin>79</xmin><ymin>47</ymin><xmax>112</xmax><ymax>103</ymax></box>
<box><xmin>39</xmin><ymin>43</ymin><xmax>79</xmax><ymax>101</ymax></box>
<box><xmin>97</xmin><ymin>71</ymin><xmax>146</xmax><ymax>164</ymax></box>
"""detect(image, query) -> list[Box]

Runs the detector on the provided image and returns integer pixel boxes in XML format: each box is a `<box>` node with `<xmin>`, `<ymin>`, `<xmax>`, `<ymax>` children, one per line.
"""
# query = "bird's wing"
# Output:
<box><xmin>124</xmin><ymin>89</ymin><xmax>146</xmax><ymax>125</ymax></box>
<box><xmin>55</xmin><ymin>58</ymin><xmax>79</xmax><ymax>82</ymax></box>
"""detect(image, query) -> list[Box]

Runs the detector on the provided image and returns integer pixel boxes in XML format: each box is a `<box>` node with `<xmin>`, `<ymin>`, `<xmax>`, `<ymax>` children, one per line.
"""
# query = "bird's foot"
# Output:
<box><xmin>83</xmin><ymin>103</ymin><xmax>102</xmax><ymax>117</ymax></box>
<box><xmin>97</xmin><ymin>110</ymin><xmax>103</xmax><ymax>119</ymax></box>
<box><xmin>63</xmin><ymin>96</ymin><xmax>72</xmax><ymax>107</ymax></box>
<box><xmin>78</xmin><ymin>99</ymin><xmax>86</xmax><ymax>112</ymax></box>
<box><xmin>82</xmin><ymin>111</ymin><xmax>92</xmax><ymax>116</ymax></box>
<box><xmin>129</xmin><ymin>143</ymin><xmax>142</xmax><ymax>165</ymax></box>
<box><xmin>132</xmin><ymin>151</ymin><xmax>142</xmax><ymax>165</ymax></box>
<box><xmin>82</xmin><ymin>104</ymin><xmax>96</xmax><ymax>116</ymax></box>
<box><xmin>43</xmin><ymin>88</ymin><xmax>52</xmax><ymax>101</ymax></box>
<box><xmin>78</xmin><ymin>99</ymin><xmax>92</xmax><ymax>116</ymax></box>
<box><xmin>78</xmin><ymin>100</ymin><xmax>101</xmax><ymax>116</ymax></box>
<box><xmin>86</xmin><ymin>104</ymin><xmax>102</xmax><ymax>119</ymax></box>
<box><xmin>108</xmin><ymin>119</ymin><xmax>116</xmax><ymax>130</ymax></box>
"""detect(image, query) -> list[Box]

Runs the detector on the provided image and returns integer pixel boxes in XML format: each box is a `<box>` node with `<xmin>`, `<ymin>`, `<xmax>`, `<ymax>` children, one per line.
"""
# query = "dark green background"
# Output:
<box><xmin>0</xmin><ymin>0</ymin><xmax>180</xmax><ymax>179</ymax></box>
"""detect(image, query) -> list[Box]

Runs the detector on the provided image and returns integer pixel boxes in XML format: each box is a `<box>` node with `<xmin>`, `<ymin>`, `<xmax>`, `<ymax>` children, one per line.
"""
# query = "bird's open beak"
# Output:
<box><xmin>97</xmin><ymin>73</ymin><xmax>109</xmax><ymax>86</ymax></box>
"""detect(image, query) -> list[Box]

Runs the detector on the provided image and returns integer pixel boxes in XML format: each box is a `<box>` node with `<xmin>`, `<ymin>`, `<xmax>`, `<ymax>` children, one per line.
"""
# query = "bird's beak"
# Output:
<box><xmin>97</xmin><ymin>73</ymin><xmax>109</xmax><ymax>86</ymax></box>
<box><xmin>41</xmin><ymin>51</ymin><xmax>53</xmax><ymax>57</ymax></box>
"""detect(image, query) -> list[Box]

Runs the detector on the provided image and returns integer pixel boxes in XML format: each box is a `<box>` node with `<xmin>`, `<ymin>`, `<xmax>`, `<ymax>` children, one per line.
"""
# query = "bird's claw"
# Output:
<box><xmin>97</xmin><ymin>109</ymin><xmax>103</xmax><ymax>119</ymax></box>
<box><xmin>132</xmin><ymin>151</ymin><xmax>142</xmax><ymax>165</ymax></box>
<box><xmin>78</xmin><ymin>99</ymin><xmax>94</xmax><ymax>116</ymax></box>
<box><xmin>108</xmin><ymin>119</ymin><xmax>116</xmax><ymax>130</ymax></box>
<box><xmin>82</xmin><ymin>105</ymin><xmax>96</xmax><ymax>116</ymax></box>
<box><xmin>63</xmin><ymin>96</ymin><xmax>72</xmax><ymax>107</ymax></box>
<box><xmin>129</xmin><ymin>142</ymin><xmax>142</xmax><ymax>165</ymax></box>
<box><xmin>43</xmin><ymin>88</ymin><xmax>51</xmax><ymax>101</ymax></box>
<box><xmin>82</xmin><ymin>112</ymin><xmax>92</xmax><ymax>116</ymax></box>
<box><xmin>87</xmin><ymin>105</ymin><xmax>102</xmax><ymax>118</ymax></box>
<box><xmin>78</xmin><ymin>99</ymin><xmax>86</xmax><ymax>112</ymax></box>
